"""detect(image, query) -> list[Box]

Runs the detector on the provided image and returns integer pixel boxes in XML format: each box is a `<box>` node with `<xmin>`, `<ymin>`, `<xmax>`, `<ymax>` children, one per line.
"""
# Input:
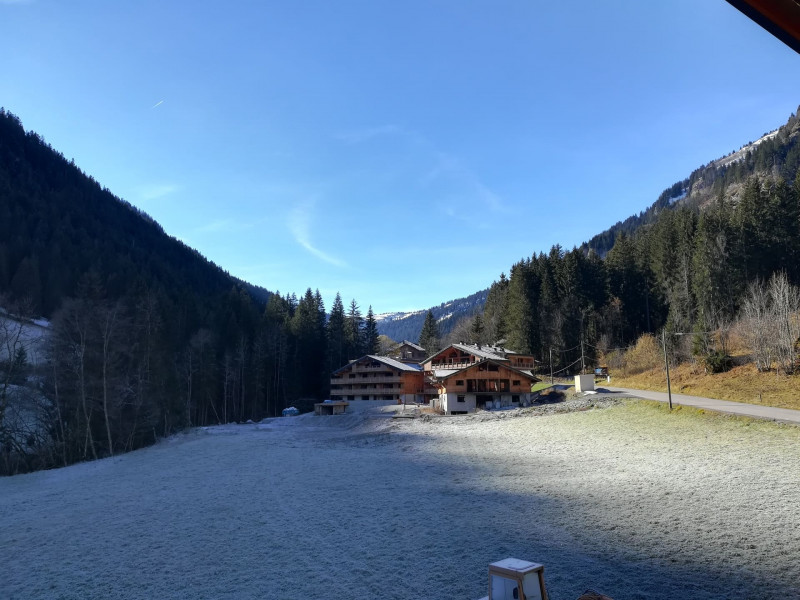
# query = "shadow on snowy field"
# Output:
<box><xmin>1</xmin><ymin>401</ymin><xmax>799</xmax><ymax>600</ymax></box>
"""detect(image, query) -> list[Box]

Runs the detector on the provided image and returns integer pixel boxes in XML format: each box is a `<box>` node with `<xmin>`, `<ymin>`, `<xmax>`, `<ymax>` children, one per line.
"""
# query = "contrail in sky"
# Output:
<box><xmin>152</xmin><ymin>100</ymin><xmax>164</xmax><ymax>108</ymax></box>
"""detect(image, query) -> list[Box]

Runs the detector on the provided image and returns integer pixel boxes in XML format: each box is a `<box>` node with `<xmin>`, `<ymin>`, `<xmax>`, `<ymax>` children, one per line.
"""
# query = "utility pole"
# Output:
<box><xmin>662</xmin><ymin>328</ymin><xmax>673</xmax><ymax>410</ymax></box>
<box><xmin>580</xmin><ymin>338</ymin><xmax>585</xmax><ymax>375</ymax></box>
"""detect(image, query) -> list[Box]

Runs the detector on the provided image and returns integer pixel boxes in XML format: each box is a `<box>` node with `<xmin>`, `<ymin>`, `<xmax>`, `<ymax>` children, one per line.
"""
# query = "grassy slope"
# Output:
<box><xmin>610</xmin><ymin>362</ymin><xmax>800</xmax><ymax>411</ymax></box>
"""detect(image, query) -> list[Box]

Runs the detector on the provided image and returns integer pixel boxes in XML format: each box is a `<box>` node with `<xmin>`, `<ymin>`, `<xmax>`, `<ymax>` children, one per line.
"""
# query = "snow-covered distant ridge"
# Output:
<box><xmin>712</xmin><ymin>129</ymin><xmax>780</xmax><ymax>170</ymax></box>
<box><xmin>375</xmin><ymin>289</ymin><xmax>489</xmax><ymax>343</ymax></box>
<box><xmin>375</xmin><ymin>309</ymin><xmax>425</xmax><ymax>324</ymax></box>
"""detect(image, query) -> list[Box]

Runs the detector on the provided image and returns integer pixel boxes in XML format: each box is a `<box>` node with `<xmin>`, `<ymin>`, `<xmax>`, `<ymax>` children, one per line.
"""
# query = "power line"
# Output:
<box><xmin>583</xmin><ymin>341</ymin><xmax>635</xmax><ymax>353</ymax></box>
<box><xmin>550</xmin><ymin>357</ymin><xmax>583</xmax><ymax>376</ymax></box>
<box><xmin>553</xmin><ymin>343</ymin><xmax>581</xmax><ymax>354</ymax></box>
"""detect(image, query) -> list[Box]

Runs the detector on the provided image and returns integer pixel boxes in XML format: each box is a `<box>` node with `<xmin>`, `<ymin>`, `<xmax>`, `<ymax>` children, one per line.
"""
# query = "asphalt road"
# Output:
<box><xmin>601</xmin><ymin>385</ymin><xmax>800</xmax><ymax>425</ymax></box>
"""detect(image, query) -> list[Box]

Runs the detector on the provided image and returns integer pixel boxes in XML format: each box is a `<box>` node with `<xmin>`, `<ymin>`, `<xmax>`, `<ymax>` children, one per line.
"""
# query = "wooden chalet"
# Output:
<box><xmin>422</xmin><ymin>343</ymin><xmax>540</xmax><ymax>414</ymax></box>
<box><xmin>330</xmin><ymin>355</ymin><xmax>424</xmax><ymax>404</ymax></box>
<box><xmin>385</xmin><ymin>340</ymin><xmax>427</xmax><ymax>364</ymax></box>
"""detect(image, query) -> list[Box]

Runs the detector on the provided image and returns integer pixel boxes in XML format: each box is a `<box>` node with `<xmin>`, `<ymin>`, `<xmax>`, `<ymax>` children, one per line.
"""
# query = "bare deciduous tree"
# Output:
<box><xmin>769</xmin><ymin>272</ymin><xmax>800</xmax><ymax>373</ymax></box>
<box><xmin>739</xmin><ymin>272</ymin><xmax>800</xmax><ymax>373</ymax></box>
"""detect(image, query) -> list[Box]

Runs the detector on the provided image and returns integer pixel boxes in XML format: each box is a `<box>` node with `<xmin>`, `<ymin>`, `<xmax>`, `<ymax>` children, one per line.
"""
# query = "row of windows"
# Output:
<box><xmin>331</xmin><ymin>383</ymin><xmax>402</xmax><ymax>390</ymax></box>
<box><xmin>345</xmin><ymin>372</ymin><xmax>397</xmax><ymax>379</ymax></box>
<box><xmin>456</xmin><ymin>394</ymin><xmax>522</xmax><ymax>403</ymax></box>
<box><xmin>452</xmin><ymin>379</ymin><xmax>522</xmax><ymax>387</ymax></box>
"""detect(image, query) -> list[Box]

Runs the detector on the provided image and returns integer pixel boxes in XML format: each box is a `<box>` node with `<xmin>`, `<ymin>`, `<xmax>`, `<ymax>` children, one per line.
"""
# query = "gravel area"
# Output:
<box><xmin>1</xmin><ymin>398</ymin><xmax>798</xmax><ymax>599</ymax></box>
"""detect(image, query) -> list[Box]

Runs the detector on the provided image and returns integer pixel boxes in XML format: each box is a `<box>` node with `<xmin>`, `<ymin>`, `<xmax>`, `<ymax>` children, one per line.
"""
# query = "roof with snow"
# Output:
<box><xmin>430</xmin><ymin>359</ymin><xmax>540</xmax><ymax>382</ymax></box>
<box><xmin>451</xmin><ymin>343</ymin><xmax>512</xmax><ymax>361</ymax></box>
<box><xmin>432</xmin><ymin>369</ymin><xmax>460</xmax><ymax>378</ymax></box>
<box><xmin>370</xmin><ymin>355</ymin><xmax>422</xmax><ymax>372</ymax></box>
<box><xmin>332</xmin><ymin>354</ymin><xmax>422</xmax><ymax>374</ymax></box>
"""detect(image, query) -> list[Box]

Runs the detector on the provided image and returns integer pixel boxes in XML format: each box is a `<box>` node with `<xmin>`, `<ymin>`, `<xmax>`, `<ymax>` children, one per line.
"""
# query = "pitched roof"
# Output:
<box><xmin>369</xmin><ymin>355</ymin><xmax>422</xmax><ymax>372</ymax></box>
<box><xmin>432</xmin><ymin>369</ymin><xmax>460</xmax><ymax>378</ymax></box>
<box><xmin>399</xmin><ymin>340</ymin><xmax>425</xmax><ymax>352</ymax></box>
<box><xmin>430</xmin><ymin>358</ymin><xmax>541</xmax><ymax>382</ymax></box>
<box><xmin>332</xmin><ymin>354</ymin><xmax>423</xmax><ymax>375</ymax></box>
<box><xmin>450</xmin><ymin>342</ymin><xmax>511</xmax><ymax>361</ymax></box>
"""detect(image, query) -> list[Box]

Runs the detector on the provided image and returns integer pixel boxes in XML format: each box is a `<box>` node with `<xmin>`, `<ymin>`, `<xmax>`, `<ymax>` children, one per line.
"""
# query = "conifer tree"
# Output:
<box><xmin>483</xmin><ymin>273</ymin><xmax>509</xmax><ymax>343</ymax></box>
<box><xmin>345</xmin><ymin>299</ymin><xmax>364</xmax><ymax>359</ymax></box>
<box><xmin>418</xmin><ymin>309</ymin><xmax>440</xmax><ymax>353</ymax></box>
<box><xmin>363</xmin><ymin>306</ymin><xmax>379</xmax><ymax>355</ymax></box>
<box><xmin>504</xmin><ymin>261</ymin><xmax>536</xmax><ymax>354</ymax></box>
<box><xmin>606</xmin><ymin>233</ymin><xmax>651</xmax><ymax>343</ymax></box>
<box><xmin>327</xmin><ymin>293</ymin><xmax>346</xmax><ymax>370</ymax></box>
<box><xmin>9</xmin><ymin>256</ymin><xmax>42</xmax><ymax>315</ymax></box>
<box><xmin>470</xmin><ymin>313</ymin><xmax>485</xmax><ymax>344</ymax></box>
<box><xmin>290</xmin><ymin>289</ymin><xmax>327</xmax><ymax>401</ymax></box>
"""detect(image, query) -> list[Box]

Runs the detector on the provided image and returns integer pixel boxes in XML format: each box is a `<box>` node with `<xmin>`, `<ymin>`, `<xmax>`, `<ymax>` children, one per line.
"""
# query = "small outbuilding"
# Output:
<box><xmin>575</xmin><ymin>374</ymin><xmax>595</xmax><ymax>392</ymax></box>
<box><xmin>314</xmin><ymin>400</ymin><xmax>349</xmax><ymax>415</ymax></box>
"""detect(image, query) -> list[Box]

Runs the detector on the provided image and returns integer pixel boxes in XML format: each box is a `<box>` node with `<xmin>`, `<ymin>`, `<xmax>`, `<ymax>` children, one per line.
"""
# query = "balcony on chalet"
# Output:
<box><xmin>466</xmin><ymin>379</ymin><xmax>510</xmax><ymax>393</ymax></box>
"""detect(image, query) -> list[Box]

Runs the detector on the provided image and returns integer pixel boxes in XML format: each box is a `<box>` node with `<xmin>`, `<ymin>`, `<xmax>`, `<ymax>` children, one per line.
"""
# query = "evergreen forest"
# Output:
<box><xmin>0</xmin><ymin>109</ymin><xmax>377</xmax><ymax>474</ymax></box>
<box><xmin>3</xmin><ymin>104</ymin><xmax>800</xmax><ymax>474</ymax></box>
<box><xmin>473</xmin><ymin>108</ymin><xmax>800</xmax><ymax>376</ymax></box>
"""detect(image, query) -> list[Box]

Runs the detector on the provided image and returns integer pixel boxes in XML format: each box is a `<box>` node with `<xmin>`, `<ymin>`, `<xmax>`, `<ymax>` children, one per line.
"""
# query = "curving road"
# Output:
<box><xmin>601</xmin><ymin>385</ymin><xmax>800</xmax><ymax>425</ymax></box>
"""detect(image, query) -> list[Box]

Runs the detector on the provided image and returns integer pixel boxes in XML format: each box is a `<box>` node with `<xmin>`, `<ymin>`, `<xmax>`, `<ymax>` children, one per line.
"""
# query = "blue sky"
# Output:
<box><xmin>2</xmin><ymin>1</ymin><xmax>799</xmax><ymax>314</ymax></box>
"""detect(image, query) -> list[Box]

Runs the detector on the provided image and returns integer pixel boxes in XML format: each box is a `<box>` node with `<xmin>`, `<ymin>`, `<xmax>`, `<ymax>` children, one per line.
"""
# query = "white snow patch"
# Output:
<box><xmin>0</xmin><ymin>310</ymin><xmax>49</xmax><ymax>366</ymax></box>
<box><xmin>712</xmin><ymin>129</ymin><xmax>780</xmax><ymax>170</ymax></box>
<box><xmin>668</xmin><ymin>190</ymin><xmax>687</xmax><ymax>205</ymax></box>
<box><xmin>375</xmin><ymin>310</ymin><xmax>424</xmax><ymax>323</ymax></box>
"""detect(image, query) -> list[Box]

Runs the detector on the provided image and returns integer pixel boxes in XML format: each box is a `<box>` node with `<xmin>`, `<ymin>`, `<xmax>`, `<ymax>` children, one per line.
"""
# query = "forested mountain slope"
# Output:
<box><xmin>3</xmin><ymin>103</ymin><xmax>800</xmax><ymax>475</ymax></box>
<box><xmin>381</xmin><ymin>108</ymin><xmax>800</xmax><ymax>353</ymax></box>
<box><xmin>0</xmin><ymin>109</ymin><xmax>271</xmax><ymax>317</ymax></box>
<box><xmin>584</xmin><ymin>110</ymin><xmax>800</xmax><ymax>257</ymax></box>
<box><xmin>476</xmin><ymin>106</ymin><xmax>800</xmax><ymax>376</ymax></box>
<box><xmin>376</xmin><ymin>288</ymin><xmax>488</xmax><ymax>343</ymax></box>
<box><xmin>0</xmin><ymin>110</ymin><xmax>374</xmax><ymax>475</ymax></box>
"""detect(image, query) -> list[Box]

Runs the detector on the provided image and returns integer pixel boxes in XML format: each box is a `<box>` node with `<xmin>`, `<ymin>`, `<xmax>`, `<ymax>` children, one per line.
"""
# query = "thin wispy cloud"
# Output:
<box><xmin>424</xmin><ymin>152</ymin><xmax>510</xmax><ymax>214</ymax></box>
<box><xmin>474</xmin><ymin>181</ymin><xmax>505</xmax><ymax>212</ymax></box>
<box><xmin>340</xmin><ymin>124</ymin><xmax>508</xmax><ymax>214</ymax></box>
<box><xmin>139</xmin><ymin>183</ymin><xmax>180</xmax><ymax>201</ymax></box>
<box><xmin>194</xmin><ymin>218</ymin><xmax>264</xmax><ymax>235</ymax></box>
<box><xmin>336</xmin><ymin>124</ymin><xmax>404</xmax><ymax>144</ymax></box>
<box><xmin>288</xmin><ymin>200</ymin><xmax>347</xmax><ymax>268</ymax></box>
<box><xmin>195</xmin><ymin>219</ymin><xmax>243</xmax><ymax>234</ymax></box>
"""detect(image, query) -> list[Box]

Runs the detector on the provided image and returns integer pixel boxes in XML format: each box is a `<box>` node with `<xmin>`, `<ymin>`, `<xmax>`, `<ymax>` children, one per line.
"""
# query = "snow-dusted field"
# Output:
<box><xmin>2</xmin><ymin>400</ymin><xmax>799</xmax><ymax>600</ymax></box>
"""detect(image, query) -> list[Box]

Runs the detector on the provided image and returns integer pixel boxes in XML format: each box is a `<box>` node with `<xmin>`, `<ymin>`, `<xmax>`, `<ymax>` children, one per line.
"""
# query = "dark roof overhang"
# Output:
<box><xmin>726</xmin><ymin>0</ymin><xmax>800</xmax><ymax>54</ymax></box>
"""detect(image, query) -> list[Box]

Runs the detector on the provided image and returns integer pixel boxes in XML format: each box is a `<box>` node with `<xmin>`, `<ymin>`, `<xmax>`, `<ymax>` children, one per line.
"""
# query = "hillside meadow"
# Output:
<box><xmin>1</xmin><ymin>400</ymin><xmax>798</xmax><ymax>600</ymax></box>
<box><xmin>611</xmin><ymin>362</ymin><xmax>800</xmax><ymax>410</ymax></box>
<box><xmin>606</xmin><ymin>328</ymin><xmax>800</xmax><ymax>411</ymax></box>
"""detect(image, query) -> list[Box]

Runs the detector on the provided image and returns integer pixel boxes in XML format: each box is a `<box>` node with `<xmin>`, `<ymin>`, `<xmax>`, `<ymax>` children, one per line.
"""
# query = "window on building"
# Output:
<box><xmin>512</xmin><ymin>395</ymin><xmax>520</xmax><ymax>402</ymax></box>
<box><xmin>488</xmin><ymin>363</ymin><xmax>499</xmax><ymax>371</ymax></box>
<box><xmin>512</xmin><ymin>380</ymin><xmax>520</xmax><ymax>386</ymax></box>
<box><xmin>455</xmin><ymin>379</ymin><xmax>464</xmax><ymax>386</ymax></box>
<box><xmin>457</xmin><ymin>395</ymin><xmax>465</xmax><ymax>403</ymax></box>
<box><xmin>349</xmin><ymin>374</ymin><xmax>356</xmax><ymax>378</ymax></box>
